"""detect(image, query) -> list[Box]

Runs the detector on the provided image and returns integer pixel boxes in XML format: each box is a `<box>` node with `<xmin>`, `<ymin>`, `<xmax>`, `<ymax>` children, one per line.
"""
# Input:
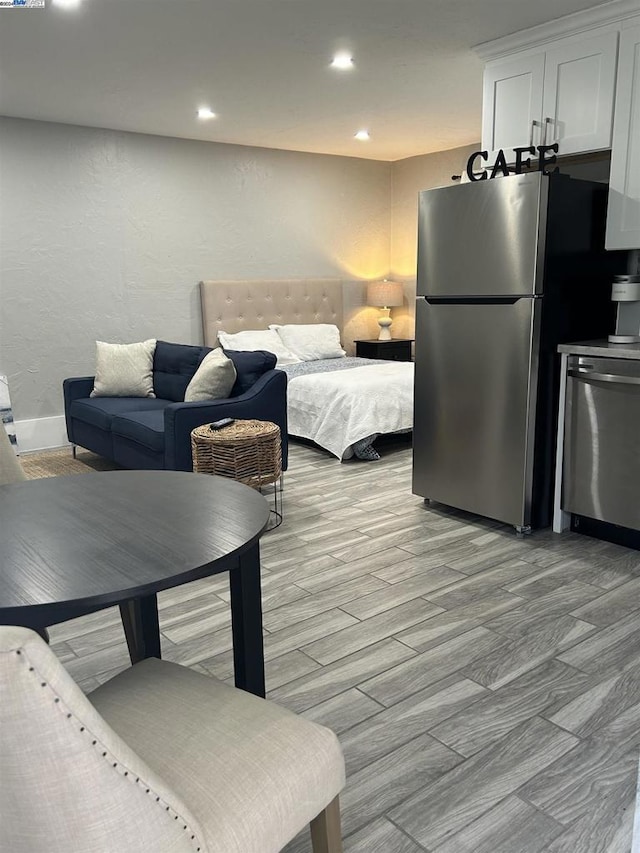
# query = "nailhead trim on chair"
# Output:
<box><xmin>11</xmin><ymin>647</ymin><xmax>204</xmax><ymax>852</ymax></box>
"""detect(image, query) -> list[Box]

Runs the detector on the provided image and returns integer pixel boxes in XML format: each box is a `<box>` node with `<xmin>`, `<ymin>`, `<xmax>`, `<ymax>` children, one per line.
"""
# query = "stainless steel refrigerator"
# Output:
<box><xmin>412</xmin><ymin>171</ymin><xmax>623</xmax><ymax>532</ymax></box>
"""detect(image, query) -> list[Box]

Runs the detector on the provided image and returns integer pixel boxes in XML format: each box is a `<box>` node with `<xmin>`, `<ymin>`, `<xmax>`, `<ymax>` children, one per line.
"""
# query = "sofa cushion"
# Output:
<box><xmin>70</xmin><ymin>397</ymin><xmax>169</xmax><ymax>432</ymax></box>
<box><xmin>111</xmin><ymin>410</ymin><xmax>166</xmax><ymax>453</ymax></box>
<box><xmin>223</xmin><ymin>350</ymin><xmax>277</xmax><ymax>397</ymax></box>
<box><xmin>153</xmin><ymin>341</ymin><xmax>207</xmax><ymax>403</ymax></box>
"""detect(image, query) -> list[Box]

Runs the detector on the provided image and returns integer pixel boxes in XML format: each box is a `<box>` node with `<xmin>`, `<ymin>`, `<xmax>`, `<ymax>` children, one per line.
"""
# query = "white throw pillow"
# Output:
<box><xmin>184</xmin><ymin>349</ymin><xmax>237</xmax><ymax>402</ymax></box>
<box><xmin>270</xmin><ymin>324</ymin><xmax>346</xmax><ymax>361</ymax></box>
<box><xmin>90</xmin><ymin>339</ymin><xmax>157</xmax><ymax>398</ymax></box>
<box><xmin>217</xmin><ymin>329</ymin><xmax>300</xmax><ymax>366</ymax></box>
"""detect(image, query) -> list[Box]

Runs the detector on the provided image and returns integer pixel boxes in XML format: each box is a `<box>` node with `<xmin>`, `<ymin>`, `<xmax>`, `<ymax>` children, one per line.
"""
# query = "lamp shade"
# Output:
<box><xmin>367</xmin><ymin>280</ymin><xmax>404</xmax><ymax>308</ymax></box>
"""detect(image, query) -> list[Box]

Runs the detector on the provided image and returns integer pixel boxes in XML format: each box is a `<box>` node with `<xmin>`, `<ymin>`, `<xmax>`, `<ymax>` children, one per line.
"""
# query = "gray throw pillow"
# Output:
<box><xmin>184</xmin><ymin>349</ymin><xmax>237</xmax><ymax>402</ymax></box>
<box><xmin>90</xmin><ymin>339</ymin><xmax>157</xmax><ymax>398</ymax></box>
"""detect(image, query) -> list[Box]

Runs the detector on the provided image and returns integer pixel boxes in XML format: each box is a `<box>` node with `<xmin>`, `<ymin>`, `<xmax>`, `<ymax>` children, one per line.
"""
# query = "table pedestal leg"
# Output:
<box><xmin>229</xmin><ymin>543</ymin><xmax>265</xmax><ymax>697</ymax></box>
<box><xmin>119</xmin><ymin>595</ymin><xmax>161</xmax><ymax>664</ymax></box>
<box><xmin>35</xmin><ymin>627</ymin><xmax>50</xmax><ymax>644</ymax></box>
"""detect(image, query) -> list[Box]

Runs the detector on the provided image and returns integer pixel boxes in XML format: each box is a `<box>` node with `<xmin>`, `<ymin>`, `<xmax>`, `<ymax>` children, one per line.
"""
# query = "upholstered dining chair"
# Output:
<box><xmin>0</xmin><ymin>626</ymin><xmax>346</xmax><ymax>853</ymax></box>
<box><xmin>0</xmin><ymin>424</ymin><xmax>26</xmax><ymax>485</ymax></box>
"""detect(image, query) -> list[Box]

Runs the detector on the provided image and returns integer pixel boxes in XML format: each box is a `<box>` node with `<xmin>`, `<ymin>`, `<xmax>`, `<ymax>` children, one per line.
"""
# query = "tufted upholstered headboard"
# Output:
<box><xmin>199</xmin><ymin>279</ymin><xmax>345</xmax><ymax>347</ymax></box>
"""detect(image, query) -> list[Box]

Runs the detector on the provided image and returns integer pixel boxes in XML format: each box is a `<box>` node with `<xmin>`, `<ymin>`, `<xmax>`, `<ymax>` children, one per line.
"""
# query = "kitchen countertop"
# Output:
<box><xmin>558</xmin><ymin>339</ymin><xmax>640</xmax><ymax>360</ymax></box>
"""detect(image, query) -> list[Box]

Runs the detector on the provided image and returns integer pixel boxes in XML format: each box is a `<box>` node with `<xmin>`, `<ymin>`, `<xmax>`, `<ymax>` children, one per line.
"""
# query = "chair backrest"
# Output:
<box><xmin>0</xmin><ymin>626</ymin><xmax>206</xmax><ymax>853</ymax></box>
<box><xmin>0</xmin><ymin>427</ymin><xmax>26</xmax><ymax>485</ymax></box>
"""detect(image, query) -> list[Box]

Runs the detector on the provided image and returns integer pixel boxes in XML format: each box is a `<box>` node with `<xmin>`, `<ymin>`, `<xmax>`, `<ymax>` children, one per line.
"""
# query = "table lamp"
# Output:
<box><xmin>367</xmin><ymin>280</ymin><xmax>404</xmax><ymax>340</ymax></box>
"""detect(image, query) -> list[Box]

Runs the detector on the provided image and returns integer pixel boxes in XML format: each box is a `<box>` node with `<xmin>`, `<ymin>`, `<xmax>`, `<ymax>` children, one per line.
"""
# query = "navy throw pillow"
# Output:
<box><xmin>223</xmin><ymin>349</ymin><xmax>277</xmax><ymax>397</ymax></box>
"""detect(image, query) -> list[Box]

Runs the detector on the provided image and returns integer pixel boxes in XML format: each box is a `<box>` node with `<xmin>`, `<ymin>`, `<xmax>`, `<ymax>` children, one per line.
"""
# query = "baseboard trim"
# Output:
<box><xmin>15</xmin><ymin>415</ymin><xmax>69</xmax><ymax>453</ymax></box>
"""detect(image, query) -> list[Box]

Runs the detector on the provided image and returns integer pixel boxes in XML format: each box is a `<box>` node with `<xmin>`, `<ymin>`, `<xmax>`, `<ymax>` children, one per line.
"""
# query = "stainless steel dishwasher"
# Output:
<box><xmin>563</xmin><ymin>355</ymin><xmax>640</xmax><ymax>531</ymax></box>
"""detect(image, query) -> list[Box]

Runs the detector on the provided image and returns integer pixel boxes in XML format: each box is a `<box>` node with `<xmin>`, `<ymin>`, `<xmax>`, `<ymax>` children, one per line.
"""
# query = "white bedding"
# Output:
<box><xmin>284</xmin><ymin>360</ymin><xmax>414</xmax><ymax>460</ymax></box>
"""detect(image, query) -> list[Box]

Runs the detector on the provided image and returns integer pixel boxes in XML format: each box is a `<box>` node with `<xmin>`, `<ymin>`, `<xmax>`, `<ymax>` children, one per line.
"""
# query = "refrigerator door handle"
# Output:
<box><xmin>424</xmin><ymin>296</ymin><xmax>528</xmax><ymax>306</ymax></box>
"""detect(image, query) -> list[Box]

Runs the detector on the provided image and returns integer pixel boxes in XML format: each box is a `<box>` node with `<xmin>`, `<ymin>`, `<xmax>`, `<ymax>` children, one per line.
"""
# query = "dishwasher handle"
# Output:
<box><xmin>569</xmin><ymin>367</ymin><xmax>640</xmax><ymax>386</ymax></box>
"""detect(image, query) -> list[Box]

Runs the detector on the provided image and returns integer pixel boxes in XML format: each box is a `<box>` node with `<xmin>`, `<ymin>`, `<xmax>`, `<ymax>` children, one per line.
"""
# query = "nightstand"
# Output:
<box><xmin>355</xmin><ymin>339</ymin><xmax>414</xmax><ymax>362</ymax></box>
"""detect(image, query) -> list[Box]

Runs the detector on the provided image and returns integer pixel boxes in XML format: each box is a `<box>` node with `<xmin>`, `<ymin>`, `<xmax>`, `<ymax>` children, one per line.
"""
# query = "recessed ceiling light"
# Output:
<box><xmin>354</xmin><ymin>130</ymin><xmax>370</xmax><ymax>141</ymax></box>
<box><xmin>51</xmin><ymin>0</ymin><xmax>82</xmax><ymax>8</ymax></box>
<box><xmin>197</xmin><ymin>107</ymin><xmax>217</xmax><ymax>120</ymax></box>
<box><xmin>331</xmin><ymin>53</ymin><xmax>354</xmax><ymax>70</ymax></box>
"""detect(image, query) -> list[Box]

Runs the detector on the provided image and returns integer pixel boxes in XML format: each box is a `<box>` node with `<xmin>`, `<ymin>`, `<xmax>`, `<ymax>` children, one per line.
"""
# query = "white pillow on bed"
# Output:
<box><xmin>217</xmin><ymin>329</ymin><xmax>300</xmax><ymax>366</ymax></box>
<box><xmin>270</xmin><ymin>324</ymin><xmax>346</xmax><ymax>361</ymax></box>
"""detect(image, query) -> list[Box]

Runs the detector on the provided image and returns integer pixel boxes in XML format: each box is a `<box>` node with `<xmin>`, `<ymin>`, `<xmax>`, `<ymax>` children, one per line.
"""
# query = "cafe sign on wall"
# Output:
<box><xmin>466</xmin><ymin>143</ymin><xmax>560</xmax><ymax>181</ymax></box>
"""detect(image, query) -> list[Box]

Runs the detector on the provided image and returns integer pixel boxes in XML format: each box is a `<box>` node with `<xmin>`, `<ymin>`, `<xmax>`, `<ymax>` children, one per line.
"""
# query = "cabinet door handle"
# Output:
<box><xmin>529</xmin><ymin>120</ymin><xmax>537</xmax><ymax>147</ymax></box>
<box><xmin>543</xmin><ymin>117</ymin><xmax>554</xmax><ymax>145</ymax></box>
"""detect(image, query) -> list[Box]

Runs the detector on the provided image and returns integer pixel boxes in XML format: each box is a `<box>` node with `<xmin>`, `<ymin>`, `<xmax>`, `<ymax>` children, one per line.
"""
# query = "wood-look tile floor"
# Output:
<box><xmin>44</xmin><ymin>438</ymin><xmax>640</xmax><ymax>852</ymax></box>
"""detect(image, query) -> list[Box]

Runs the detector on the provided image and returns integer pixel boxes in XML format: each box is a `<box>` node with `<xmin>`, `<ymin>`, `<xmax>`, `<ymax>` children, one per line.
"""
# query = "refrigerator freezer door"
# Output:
<box><xmin>417</xmin><ymin>172</ymin><xmax>547</xmax><ymax>298</ymax></box>
<box><xmin>412</xmin><ymin>297</ymin><xmax>539</xmax><ymax>527</ymax></box>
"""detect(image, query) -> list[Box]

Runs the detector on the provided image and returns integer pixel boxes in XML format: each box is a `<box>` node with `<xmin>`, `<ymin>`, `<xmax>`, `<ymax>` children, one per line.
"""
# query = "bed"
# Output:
<box><xmin>200</xmin><ymin>278</ymin><xmax>414</xmax><ymax>460</ymax></box>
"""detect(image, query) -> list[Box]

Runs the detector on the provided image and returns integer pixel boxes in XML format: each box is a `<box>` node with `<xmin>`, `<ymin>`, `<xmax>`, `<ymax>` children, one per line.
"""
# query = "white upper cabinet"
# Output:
<box><xmin>542</xmin><ymin>31</ymin><xmax>618</xmax><ymax>153</ymax></box>
<box><xmin>482</xmin><ymin>29</ymin><xmax>618</xmax><ymax>158</ymax></box>
<box><xmin>482</xmin><ymin>53</ymin><xmax>545</xmax><ymax>161</ymax></box>
<box><xmin>606</xmin><ymin>23</ymin><xmax>640</xmax><ymax>250</ymax></box>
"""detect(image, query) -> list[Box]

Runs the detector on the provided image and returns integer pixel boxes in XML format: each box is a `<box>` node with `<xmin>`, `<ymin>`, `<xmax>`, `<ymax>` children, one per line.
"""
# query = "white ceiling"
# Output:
<box><xmin>0</xmin><ymin>0</ymin><xmax>614</xmax><ymax>161</ymax></box>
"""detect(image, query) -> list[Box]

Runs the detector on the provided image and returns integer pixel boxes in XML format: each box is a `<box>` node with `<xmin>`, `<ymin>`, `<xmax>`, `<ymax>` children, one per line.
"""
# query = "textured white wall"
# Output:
<box><xmin>0</xmin><ymin>117</ymin><xmax>391</xmax><ymax>421</ymax></box>
<box><xmin>0</xmin><ymin>116</ymin><xmax>480</xmax><ymax>435</ymax></box>
<box><xmin>389</xmin><ymin>143</ymin><xmax>479</xmax><ymax>340</ymax></box>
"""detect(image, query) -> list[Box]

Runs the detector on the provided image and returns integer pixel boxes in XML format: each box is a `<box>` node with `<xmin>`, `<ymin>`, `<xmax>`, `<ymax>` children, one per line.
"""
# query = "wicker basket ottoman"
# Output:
<box><xmin>191</xmin><ymin>420</ymin><xmax>282</xmax><ymax>526</ymax></box>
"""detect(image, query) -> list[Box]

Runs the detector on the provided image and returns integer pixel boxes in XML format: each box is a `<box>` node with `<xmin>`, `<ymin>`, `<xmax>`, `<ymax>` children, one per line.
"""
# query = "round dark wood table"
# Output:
<box><xmin>0</xmin><ymin>470</ymin><xmax>270</xmax><ymax>696</ymax></box>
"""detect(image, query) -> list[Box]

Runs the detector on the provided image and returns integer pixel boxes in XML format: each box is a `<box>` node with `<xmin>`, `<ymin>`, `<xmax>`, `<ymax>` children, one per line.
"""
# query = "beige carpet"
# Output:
<box><xmin>20</xmin><ymin>447</ymin><xmax>119</xmax><ymax>479</ymax></box>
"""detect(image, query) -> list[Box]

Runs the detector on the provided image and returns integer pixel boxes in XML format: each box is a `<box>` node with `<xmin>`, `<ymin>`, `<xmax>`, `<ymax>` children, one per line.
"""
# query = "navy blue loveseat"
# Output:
<box><xmin>63</xmin><ymin>341</ymin><xmax>288</xmax><ymax>472</ymax></box>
